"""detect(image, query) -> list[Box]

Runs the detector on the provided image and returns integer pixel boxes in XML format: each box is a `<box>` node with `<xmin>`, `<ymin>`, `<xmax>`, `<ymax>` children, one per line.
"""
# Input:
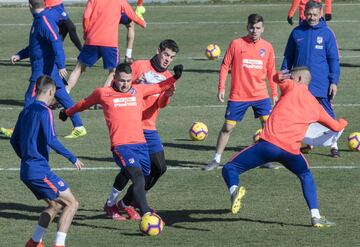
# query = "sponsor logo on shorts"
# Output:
<box><xmin>58</xmin><ymin>181</ymin><xmax>65</xmax><ymax>187</ymax></box>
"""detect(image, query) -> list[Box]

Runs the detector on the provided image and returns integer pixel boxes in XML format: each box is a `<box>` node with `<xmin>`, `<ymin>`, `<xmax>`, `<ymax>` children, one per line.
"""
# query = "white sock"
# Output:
<box><xmin>74</xmin><ymin>126</ymin><xmax>84</xmax><ymax>130</ymax></box>
<box><xmin>229</xmin><ymin>185</ymin><xmax>238</xmax><ymax>195</ymax></box>
<box><xmin>214</xmin><ymin>153</ymin><xmax>222</xmax><ymax>163</ymax></box>
<box><xmin>310</xmin><ymin>209</ymin><xmax>321</xmax><ymax>218</ymax></box>
<box><xmin>107</xmin><ymin>187</ymin><xmax>120</xmax><ymax>206</ymax></box>
<box><xmin>331</xmin><ymin>142</ymin><xmax>338</xmax><ymax>150</ymax></box>
<box><xmin>32</xmin><ymin>224</ymin><xmax>46</xmax><ymax>243</ymax></box>
<box><xmin>54</xmin><ymin>231</ymin><xmax>67</xmax><ymax>246</ymax></box>
<box><xmin>126</xmin><ymin>48</ymin><xmax>132</xmax><ymax>58</ymax></box>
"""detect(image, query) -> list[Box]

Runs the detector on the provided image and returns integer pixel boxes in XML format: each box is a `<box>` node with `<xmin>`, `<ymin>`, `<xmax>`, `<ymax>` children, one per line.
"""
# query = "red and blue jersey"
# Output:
<box><xmin>17</xmin><ymin>9</ymin><xmax>65</xmax><ymax>85</ymax></box>
<box><xmin>10</xmin><ymin>100</ymin><xmax>76</xmax><ymax>180</ymax></box>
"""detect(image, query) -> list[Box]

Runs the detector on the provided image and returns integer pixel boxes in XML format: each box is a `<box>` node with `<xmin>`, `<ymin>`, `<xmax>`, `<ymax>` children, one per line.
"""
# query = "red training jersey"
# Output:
<box><xmin>260</xmin><ymin>76</ymin><xmax>347</xmax><ymax>154</ymax></box>
<box><xmin>44</xmin><ymin>0</ymin><xmax>63</xmax><ymax>8</ymax></box>
<box><xmin>66</xmin><ymin>77</ymin><xmax>176</xmax><ymax>147</ymax></box>
<box><xmin>83</xmin><ymin>0</ymin><xmax>146</xmax><ymax>47</ymax></box>
<box><xmin>131</xmin><ymin>60</ymin><xmax>173</xmax><ymax>130</ymax></box>
<box><xmin>288</xmin><ymin>0</ymin><xmax>332</xmax><ymax>20</ymax></box>
<box><xmin>218</xmin><ymin>36</ymin><xmax>278</xmax><ymax>102</ymax></box>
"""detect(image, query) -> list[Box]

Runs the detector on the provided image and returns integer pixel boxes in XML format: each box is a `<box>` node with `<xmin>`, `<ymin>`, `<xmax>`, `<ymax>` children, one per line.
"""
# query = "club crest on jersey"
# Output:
<box><xmin>129</xmin><ymin>88</ymin><xmax>136</xmax><ymax>95</ymax></box>
<box><xmin>259</xmin><ymin>49</ymin><xmax>266</xmax><ymax>57</ymax></box>
<box><xmin>128</xmin><ymin>158</ymin><xmax>135</xmax><ymax>164</ymax></box>
<box><xmin>316</xmin><ymin>36</ymin><xmax>323</xmax><ymax>44</ymax></box>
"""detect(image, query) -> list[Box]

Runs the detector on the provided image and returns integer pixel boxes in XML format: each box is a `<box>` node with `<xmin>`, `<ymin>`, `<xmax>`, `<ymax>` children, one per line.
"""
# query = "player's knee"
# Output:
<box><xmin>222</xmin><ymin>122</ymin><xmax>236</xmax><ymax>133</ymax></box>
<box><xmin>259</xmin><ymin>115</ymin><xmax>269</xmax><ymax>125</ymax></box>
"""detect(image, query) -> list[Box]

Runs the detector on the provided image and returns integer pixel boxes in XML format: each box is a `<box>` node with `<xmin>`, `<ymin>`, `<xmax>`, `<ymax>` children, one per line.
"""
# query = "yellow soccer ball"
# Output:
<box><xmin>139</xmin><ymin>212</ymin><xmax>165</xmax><ymax>236</ymax></box>
<box><xmin>348</xmin><ymin>132</ymin><xmax>360</xmax><ymax>151</ymax></box>
<box><xmin>205</xmin><ymin>44</ymin><xmax>221</xmax><ymax>60</ymax></box>
<box><xmin>189</xmin><ymin>122</ymin><xmax>209</xmax><ymax>141</ymax></box>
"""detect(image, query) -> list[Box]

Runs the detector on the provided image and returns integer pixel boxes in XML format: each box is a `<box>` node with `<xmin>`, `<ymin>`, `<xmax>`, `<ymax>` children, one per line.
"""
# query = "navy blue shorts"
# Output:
<box><xmin>224</xmin><ymin>98</ymin><xmax>272</xmax><ymax>122</ymax></box>
<box><xmin>144</xmin><ymin>129</ymin><xmax>164</xmax><ymax>154</ymax></box>
<box><xmin>78</xmin><ymin>45</ymin><xmax>119</xmax><ymax>69</ymax></box>
<box><xmin>47</xmin><ymin>3</ymin><xmax>69</xmax><ymax>23</ymax></box>
<box><xmin>112</xmin><ymin>143</ymin><xmax>151</xmax><ymax>176</ymax></box>
<box><xmin>316</xmin><ymin>97</ymin><xmax>335</xmax><ymax>119</ymax></box>
<box><xmin>22</xmin><ymin>172</ymin><xmax>69</xmax><ymax>200</ymax></box>
<box><xmin>120</xmin><ymin>12</ymin><xmax>132</xmax><ymax>25</ymax></box>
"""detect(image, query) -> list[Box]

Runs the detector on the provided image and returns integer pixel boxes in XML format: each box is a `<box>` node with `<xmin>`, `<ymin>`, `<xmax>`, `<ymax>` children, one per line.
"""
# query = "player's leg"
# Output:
<box><xmin>54</xmin><ymin>86</ymin><xmax>86</xmax><ymax>139</ymax></box>
<box><xmin>100</xmin><ymin>47</ymin><xmax>118</xmax><ymax>87</ymax></box>
<box><xmin>58</xmin><ymin>21</ymin><xmax>68</xmax><ymax>41</ymax></box>
<box><xmin>67</xmin><ymin>45</ymin><xmax>99</xmax><ymax>92</ymax></box>
<box><xmin>62</xmin><ymin>18</ymin><xmax>82</xmax><ymax>51</ymax></box>
<box><xmin>144</xmin><ymin>130</ymin><xmax>167</xmax><ymax>191</ymax></box>
<box><xmin>252</xmin><ymin>98</ymin><xmax>279</xmax><ymax>169</ymax></box>
<box><xmin>204</xmin><ymin>101</ymin><xmax>249</xmax><ymax>171</ymax></box>
<box><xmin>120</xmin><ymin>13</ymin><xmax>135</xmax><ymax>63</ymax></box>
<box><xmin>222</xmin><ymin>140</ymin><xmax>278</xmax><ymax>213</ymax></box>
<box><xmin>280</xmin><ymin>153</ymin><xmax>335</xmax><ymax>227</ymax></box>
<box><xmin>316</xmin><ymin>97</ymin><xmax>339</xmax><ymax>157</ymax></box>
<box><xmin>52</xmin><ymin>188</ymin><xmax>79</xmax><ymax>246</ymax></box>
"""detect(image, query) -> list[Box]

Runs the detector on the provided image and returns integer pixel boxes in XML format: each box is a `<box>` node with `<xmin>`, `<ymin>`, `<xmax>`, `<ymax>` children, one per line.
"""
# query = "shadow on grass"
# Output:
<box><xmin>340</xmin><ymin>63</ymin><xmax>360</xmax><ymax>68</ymax></box>
<box><xmin>184</xmin><ymin>68</ymin><xmax>219</xmax><ymax>74</ymax></box>
<box><xmin>0</xmin><ymin>99</ymin><xmax>24</xmax><ymax>106</ymax></box>
<box><xmin>304</xmin><ymin>148</ymin><xmax>353</xmax><ymax>158</ymax></box>
<box><xmin>339</xmin><ymin>48</ymin><xmax>360</xmax><ymax>52</ymax></box>
<box><xmin>164</xmin><ymin>142</ymin><xmax>246</xmax><ymax>152</ymax></box>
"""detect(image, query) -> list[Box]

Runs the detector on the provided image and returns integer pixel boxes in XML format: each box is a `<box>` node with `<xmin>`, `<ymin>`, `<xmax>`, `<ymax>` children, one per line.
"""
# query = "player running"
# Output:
<box><xmin>10</xmin><ymin>75</ymin><xmax>84</xmax><ymax>247</ymax></box>
<box><xmin>204</xmin><ymin>13</ymin><xmax>278</xmax><ymax>171</ymax></box>
<box><xmin>287</xmin><ymin>0</ymin><xmax>332</xmax><ymax>25</ymax></box>
<box><xmin>66</xmin><ymin>0</ymin><xmax>146</xmax><ymax>93</ymax></box>
<box><xmin>1</xmin><ymin>0</ymin><xmax>86</xmax><ymax>139</ymax></box>
<box><xmin>45</xmin><ymin>0</ymin><xmax>83</xmax><ymax>51</ymax></box>
<box><xmin>59</xmin><ymin>63</ymin><xmax>183</xmax><ymax>221</ymax></box>
<box><xmin>222</xmin><ymin>67</ymin><xmax>347</xmax><ymax>227</ymax></box>
<box><xmin>105</xmin><ymin>40</ymin><xmax>179</xmax><ymax>219</ymax></box>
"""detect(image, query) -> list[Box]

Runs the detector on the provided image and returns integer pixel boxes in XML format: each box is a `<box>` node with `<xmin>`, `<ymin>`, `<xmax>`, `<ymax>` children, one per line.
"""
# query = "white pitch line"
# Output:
<box><xmin>0</xmin><ymin>103</ymin><xmax>359</xmax><ymax>111</ymax></box>
<box><xmin>0</xmin><ymin>165</ymin><xmax>358</xmax><ymax>172</ymax></box>
<box><xmin>1</xmin><ymin>19</ymin><xmax>360</xmax><ymax>27</ymax></box>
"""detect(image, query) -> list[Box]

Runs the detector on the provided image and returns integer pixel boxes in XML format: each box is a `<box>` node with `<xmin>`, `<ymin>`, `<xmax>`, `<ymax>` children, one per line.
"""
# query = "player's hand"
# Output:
<box><xmin>59</xmin><ymin>68</ymin><xmax>68</xmax><ymax>79</ymax></box>
<box><xmin>272</xmin><ymin>96</ymin><xmax>279</xmax><ymax>105</ymax></box>
<box><xmin>329</xmin><ymin>83</ymin><xmax>337</xmax><ymax>100</ymax></box>
<box><xmin>218</xmin><ymin>91</ymin><xmax>225</xmax><ymax>103</ymax></box>
<box><xmin>73</xmin><ymin>158</ymin><xmax>84</xmax><ymax>171</ymax></box>
<box><xmin>287</xmin><ymin>16</ymin><xmax>294</xmax><ymax>25</ymax></box>
<box><xmin>325</xmin><ymin>14</ymin><xmax>332</xmax><ymax>21</ymax></box>
<box><xmin>59</xmin><ymin>109</ymin><xmax>68</xmax><ymax>122</ymax></box>
<box><xmin>173</xmin><ymin>64</ymin><xmax>183</xmax><ymax>79</ymax></box>
<box><xmin>338</xmin><ymin>118</ymin><xmax>348</xmax><ymax>128</ymax></box>
<box><xmin>10</xmin><ymin>55</ymin><xmax>20</xmax><ymax>64</ymax></box>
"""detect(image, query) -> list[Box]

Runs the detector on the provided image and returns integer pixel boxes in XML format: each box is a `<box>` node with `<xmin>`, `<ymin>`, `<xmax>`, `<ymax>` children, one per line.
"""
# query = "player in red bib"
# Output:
<box><xmin>222</xmin><ymin>67</ymin><xmax>347</xmax><ymax>227</ymax></box>
<box><xmin>60</xmin><ymin>63</ymin><xmax>183</xmax><ymax>221</ymax></box>
<box><xmin>287</xmin><ymin>0</ymin><xmax>332</xmax><ymax>25</ymax></box>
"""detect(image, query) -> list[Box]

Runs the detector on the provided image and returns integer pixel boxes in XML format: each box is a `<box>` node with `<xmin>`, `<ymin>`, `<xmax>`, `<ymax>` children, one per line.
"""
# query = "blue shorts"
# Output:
<box><xmin>22</xmin><ymin>172</ymin><xmax>69</xmax><ymax>200</ymax></box>
<box><xmin>78</xmin><ymin>45</ymin><xmax>119</xmax><ymax>69</ymax></box>
<box><xmin>224</xmin><ymin>99</ymin><xmax>272</xmax><ymax>122</ymax></box>
<box><xmin>47</xmin><ymin>3</ymin><xmax>69</xmax><ymax>23</ymax></box>
<box><xmin>120</xmin><ymin>12</ymin><xmax>132</xmax><ymax>25</ymax></box>
<box><xmin>112</xmin><ymin>143</ymin><xmax>151</xmax><ymax>176</ymax></box>
<box><xmin>316</xmin><ymin>97</ymin><xmax>335</xmax><ymax>119</ymax></box>
<box><xmin>144</xmin><ymin>129</ymin><xmax>164</xmax><ymax>154</ymax></box>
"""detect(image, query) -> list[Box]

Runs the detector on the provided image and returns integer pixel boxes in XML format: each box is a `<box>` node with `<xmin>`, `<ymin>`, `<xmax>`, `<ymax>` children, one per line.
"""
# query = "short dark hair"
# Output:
<box><xmin>29</xmin><ymin>0</ymin><xmax>44</xmax><ymax>9</ymax></box>
<box><xmin>247</xmin><ymin>13</ymin><xmax>264</xmax><ymax>26</ymax></box>
<box><xmin>305</xmin><ymin>0</ymin><xmax>322</xmax><ymax>11</ymax></box>
<box><xmin>35</xmin><ymin>75</ymin><xmax>55</xmax><ymax>95</ymax></box>
<box><xmin>115</xmin><ymin>63</ymin><xmax>132</xmax><ymax>75</ymax></box>
<box><xmin>159</xmin><ymin>39</ymin><xmax>179</xmax><ymax>53</ymax></box>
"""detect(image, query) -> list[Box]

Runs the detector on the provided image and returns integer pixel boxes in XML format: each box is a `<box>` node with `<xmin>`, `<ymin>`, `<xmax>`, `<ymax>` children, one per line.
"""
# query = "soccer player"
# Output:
<box><xmin>10</xmin><ymin>75</ymin><xmax>84</xmax><ymax>247</ymax></box>
<box><xmin>45</xmin><ymin>0</ymin><xmax>82</xmax><ymax>51</ymax></box>
<box><xmin>204</xmin><ymin>13</ymin><xmax>278</xmax><ymax>171</ymax></box>
<box><xmin>222</xmin><ymin>67</ymin><xmax>347</xmax><ymax>227</ymax></box>
<box><xmin>3</xmin><ymin>0</ymin><xmax>86</xmax><ymax>139</ymax></box>
<box><xmin>282</xmin><ymin>0</ymin><xmax>341</xmax><ymax>157</ymax></box>
<box><xmin>66</xmin><ymin>0</ymin><xmax>146</xmax><ymax>92</ymax></box>
<box><xmin>106</xmin><ymin>40</ymin><xmax>179</xmax><ymax>218</ymax></box>
<box><xmin>59</xmin><ymin>63</ymin><xmax>183</xmax><ymax>220</ymax></box>
<box><xmin>120</xmin><ymin>0</ymin><xmax>146</xmax><ymax>63</ymax></box>
<box><xmin>287</xmin><ymin>0</ymin><xmax>332</xmax><ymax>25</ymax></box>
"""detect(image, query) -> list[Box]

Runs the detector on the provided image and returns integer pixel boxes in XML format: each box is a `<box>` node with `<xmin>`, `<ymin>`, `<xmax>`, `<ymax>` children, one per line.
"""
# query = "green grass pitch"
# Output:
<box><xmin>0</xmin><ymin>2</ymin><xmax>360</xmax><ymax>246</ymax></box>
